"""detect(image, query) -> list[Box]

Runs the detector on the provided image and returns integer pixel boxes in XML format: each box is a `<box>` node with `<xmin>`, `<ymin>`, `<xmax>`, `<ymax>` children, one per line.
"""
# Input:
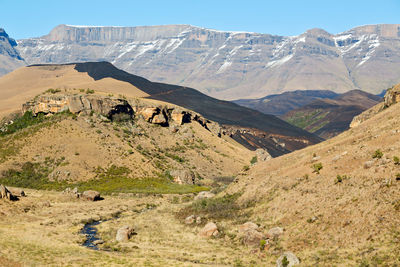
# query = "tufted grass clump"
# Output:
<box><xmin>312</xmin><ymin>162</ymin><xmax>323</xmax><ymax>174</ymax></box>
<box><xmin>372</xmin><ymin>149</ymin><xmax>383</xmax><ymax>159</ymax></box>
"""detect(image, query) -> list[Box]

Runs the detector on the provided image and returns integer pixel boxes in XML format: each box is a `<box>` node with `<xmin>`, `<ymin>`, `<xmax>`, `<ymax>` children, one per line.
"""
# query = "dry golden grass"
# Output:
<box><xmin>0</xmin><ymin>189</ymin><xmax>271</xmax><ymax>266</ymax></box>
<box><xmin>227</xmin><ymin>101</ymin><xmax>400</xmax><ymax>265</ymax></box>
<box><xmin>0</xmin><ymin>65</ymin><xmax>149</xmax><ymax>117</ymax></box>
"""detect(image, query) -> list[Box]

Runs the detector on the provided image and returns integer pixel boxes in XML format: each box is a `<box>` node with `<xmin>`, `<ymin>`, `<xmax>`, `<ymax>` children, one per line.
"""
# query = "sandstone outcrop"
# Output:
<box><xmin>23</xmin><ymin>94</ymin><xmax>134</xmax><ymax>121</ymax></box>
<box><xmin>384</xmin><ymin>86</ymin><xmax>400</xmax><ymax>107</ymax></box>
<box><xmin>22</xmin><ymin>93</ymin><xmax>224</xmax><ymax>138</ymax></box>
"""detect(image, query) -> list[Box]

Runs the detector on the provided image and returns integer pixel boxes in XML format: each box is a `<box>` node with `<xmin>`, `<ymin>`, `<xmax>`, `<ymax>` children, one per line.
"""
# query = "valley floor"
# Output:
<box><xmin>0</xmin><ymin>190</ymin><xmax>274</xmax><ymax>266</ymax></box>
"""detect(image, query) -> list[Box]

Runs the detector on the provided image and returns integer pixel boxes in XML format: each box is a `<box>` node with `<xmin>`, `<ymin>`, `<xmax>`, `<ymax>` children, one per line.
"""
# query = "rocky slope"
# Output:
<box><xmin>0</xmin><ymin>28</ymin><xmax>24</xmax><ymax>76</ymax></box>
<box><xmin>13</xmin><ymin>24</ymin><xmax>400</xmax><ymax>100</ymax></box>
<box><xmin>0</xmin><ymin>90</ymin><xmax>254</xmax><ymax>185</ymax></box>
<box><xmin>225</xmin><ymin>88</ymin><xmax>400</xmax><ymax>266</ymax></box>
<box><xmin>233</xmin><ymin>90</ymin><xmax>339</xmax><ymax>116</ymax></box>
<box><xmin>283</xmin><ymin>90</ymin><xmax>382</xmax><ymax>139</ymax></box>
<box><xmin>0</xmin><ymin>62</ymin><xmax>321</xmax><ymax>156</ymax></box>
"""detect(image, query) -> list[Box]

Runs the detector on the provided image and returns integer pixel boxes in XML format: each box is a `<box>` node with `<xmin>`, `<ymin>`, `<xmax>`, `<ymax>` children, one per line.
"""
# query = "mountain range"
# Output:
<box><xmin>0</xmin><ymin>24</ymin><xmax>399</xmax><ymax>100</ymax></box>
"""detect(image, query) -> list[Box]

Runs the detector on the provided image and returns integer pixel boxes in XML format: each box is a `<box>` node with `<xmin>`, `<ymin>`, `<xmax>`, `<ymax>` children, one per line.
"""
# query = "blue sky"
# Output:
<box><xmin>2</xmin><ymin>0</ymin><xmax>399</xmax><ymax>39</ymax></box>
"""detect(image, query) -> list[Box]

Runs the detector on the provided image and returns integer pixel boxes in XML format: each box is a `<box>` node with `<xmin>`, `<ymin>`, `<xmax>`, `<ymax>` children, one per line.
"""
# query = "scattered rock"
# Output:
<box><xmin>198</xmin><ymin>222</ymin><xmax>219</xmax><ymax>238</ymax></box>
<box><xmin>196</xmin><ymin>216</ymin><xmax>202</xmax><ymax>224</ymax></box>
<box><xmin>116</xmin><ymin>225</ymin><xmax>136</xmax><ymax>242</ymax></box>
<box><xmin>267</xmin><ymin>227</ymin><xmax>284</xmax><ymax>239</ymax></box>
<box><xmin>0</xmin><ymin>184</ymin><xmax>16</xmax><ymax>200</ymax></box>
<box><xmin>364</xmin><ymin>161</ymin><xmax>374</xmax><ymax>169</ymax></box>
<box><xmin>81</xmin><ymin>190</ymin><xmax>101</xmax><ymax>201</ymax></box>
<box><xmin>169</xmin><ymin>125</ymin><xmax>179</xmax><ymax>133</ymax></box>
<box><xmin>238</xmin><ymin>222</ymin><xmax>265</xmax><ymax>246</ymax></box>
<box><xmin>311</xmin><ymin>156</ymin><xmax>321</xmax><ymax>163</ymax></box>
<box><xmin>152</xmin><ymin>112</ymin><xmax>167</xmax><ymax>125</ymax></box>
<box><xmin>256</xmin><ymin>148</ymin><xmax>272</xmax><ymax>161</ymax></box>
<box><xmin>170</xmin><ymin>170</ymin><xmax>196</xmax><ymax>185</ymax></box>
<box><xmin>194</xmin><ymin>191</ymin><xmax>215</xmax><ymax>200</ymax></box>
<box><xmin>9</xmin><ymin>188</ymin><xmax>25</xmax><ymax>197</ymax></box>
<box><xmin>239</xmin><ymin>222</ymin><xmax>259</xmax><ymax>233</ymax></box>
<box><xmin>93</xmin><ymin>239</ymin><xmax>104</xmax><ymax>245</ymax></box>
<box><xmin>185</xmin><ymin>215</ymin><xmax>195</xmax><ymax>224</ymax></box>
<box><xmin>276</xmin><ymin>252</ymin><xmax>300</xmax><ymax>267</ymax></box>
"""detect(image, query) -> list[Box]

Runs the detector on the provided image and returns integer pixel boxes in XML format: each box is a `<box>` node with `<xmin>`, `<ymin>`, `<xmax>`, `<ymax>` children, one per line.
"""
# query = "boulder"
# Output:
<box><xmin>276</xmin><ymin>252</ymin><xmax>300</xmax><ymax>267</ymax></box>
<box><xmin>185</xmin><ymin>215</ymin><xmax>195</xmax><ymax>224</ymax></box>
<box><xmin>152</xmin><ymin>112</ymin><xmax>167</xmax><ymax>125</ymax></box>
<box><xmin>171</xmin><ymin>109</ymin><xmax>190</xmax><ymax>125</ymax></box>
<box><xmin>240</xmin><ymin>229</ymin><xmax>266</xmax><ymax>246</ymax></box>
<box><xmin>239</xmin><ymin>222</ymin><xmax>259</xmax><ymax>233</ymax></box>
<box><xmin>194</xmin><ymin>191</ymin><xmax>215</xmax><ymax>200</ymax></box>
<box><xmin>267</xmin><ymin>227</ymin><xmax>284</xmax><ymax>239</ymax></box>
<box><xmin>198</xmin><ymin>222</ymin><xmax>219</xmax><ymax>238</ymax></box>
<box><xmin>239</xmin><ymin>222</ymin><xmax>265</xmax><ymax>246</ymax></box>
<box><xmin>170</xmin><ymin>170</ymin><xmax>195</xmax><ymax>185</ymax></box>
<box><xmin>139</xmin><ymin>107</ymin><xmax>158</xmax><ymax>122</ymax></box>
<box><xmin>256</xmin><ymin>149</ymin><xmax>272</xmax><ymax>161</ymax></box>
<box><xmin>116</xmin><ymin>225</ymin><xmax>136</xmax><ymax>242</ymax></box>
<box><xmin>81</xmin><ymin>190</ymin><xmax>101</xmax><ymax>201</ymax></box>
<box><xmin>9</xmin><ymin>188</ymin><xmax>25</xmax><ymax>197</ymax></box>
<box><xmin>364</xmin><ymin>161</ymin><xmax>374</xmax><ymax>169</ymax></box>
<box><xmin>0</xmin><ymin>184</ymin><xmax>15</xmax><ymax>200</ymax></box>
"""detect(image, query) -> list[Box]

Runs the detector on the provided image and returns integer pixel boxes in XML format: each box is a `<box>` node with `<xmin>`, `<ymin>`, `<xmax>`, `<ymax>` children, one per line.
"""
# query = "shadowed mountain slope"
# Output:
<box><xmin>283</xmin><ymin>90</ymin><xmax>382</xmax><ymax>139</ymax></box>
<box><xmin>233</xmin><ymin>90</ymin><xmax>339</xmax><ymax>116</ymax></box>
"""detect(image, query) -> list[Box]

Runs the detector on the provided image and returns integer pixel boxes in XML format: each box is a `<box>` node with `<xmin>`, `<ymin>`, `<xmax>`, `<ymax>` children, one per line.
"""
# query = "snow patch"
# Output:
<box><xmin>265</xmin><ymin>54</ymin><xmax>293</xmax><ymax>68</ymax></box>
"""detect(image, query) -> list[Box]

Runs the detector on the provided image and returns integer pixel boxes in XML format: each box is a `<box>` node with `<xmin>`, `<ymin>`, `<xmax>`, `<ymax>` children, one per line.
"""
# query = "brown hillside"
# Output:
<box><xmin>0</xmin><ymin>64</ymin><xmax>148</xmax><ymax>117</ymax></box>
<box><xmin>226</xmin><ymin>96</ymin><xmax>400</xmax><ymax>265</ymax></box>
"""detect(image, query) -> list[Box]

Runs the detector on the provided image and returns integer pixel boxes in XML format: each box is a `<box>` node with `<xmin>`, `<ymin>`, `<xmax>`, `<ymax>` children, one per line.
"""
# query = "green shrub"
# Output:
<box><xmin>177</xmin><ymin>193</ymin><xmax>247</xmax><ymax>222</ymax></box>
<box><xmin>242</xmin><ymin>165</ymin><xmax>250</xmax><ymax>172</ymax></box>
<box><xmin>312</xmin><ymin>162</ymin><xmax>323</xmax><ymax>174</ymax></box>
<box><xmin>372</xmin><ymin>149</ymin><xmax>383</xmax><ymax>159</ymax></box>
<box><xmin>260</xmin><ymin>239</ymin><xmax>267</xmax><ymax>250</ymax></box>
<box><xmin>46</xmin><ymin>88</ymin><xmax>61</xmax><ymax>94</ymax></box>
<box><xmin>335</xmin><ymin>175</ymin><xmax>343</xmax><ymax>184</ymax></box>
<box><xmin>86</xmin><ymin>89</ymin><xmax>95</xmax><ymax>94</ymax></box>
<box><xmin>250</xmin><ymin>156</ymin><xmax>258</xmax><ymax>164</ymax></box>
<box><xmin>282</xmin><ymin>256</ymin><xmax>290</xmax><ymax>267</ymax></box>
<box><xmin>394</xmin><ymin>156</ymin><xmax>400</xmax><ymax>165</ymax></box>
<box><xmin>0</xmin><ymin>112</ymin><xmax>46</xmax><ymax>136</ymax></box>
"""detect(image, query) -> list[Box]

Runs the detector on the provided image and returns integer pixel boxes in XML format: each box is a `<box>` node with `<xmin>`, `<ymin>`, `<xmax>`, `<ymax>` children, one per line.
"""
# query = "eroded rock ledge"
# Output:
<box><xmin>21</xmin><ymin>93</ymin><xmax>222</xmax><ymax>136</ymax></box>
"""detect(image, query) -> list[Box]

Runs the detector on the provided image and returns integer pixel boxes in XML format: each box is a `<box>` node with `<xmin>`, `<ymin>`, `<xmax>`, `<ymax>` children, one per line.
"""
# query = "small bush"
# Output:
<box><xmin>312</xmin><ymin>162</ymin><xmax>323</xmax><ymax>174</ymax></box>
<box><xmin>282</xmin><ymin>256</ymin><xmax>290</xmax><ymax>267</ymax></box>
<box><xmin>243</xmin><ymin>165</ymin><xmax>250</xmax><ymax>172</ymax></box>
<box><xmin>335</xmin><ymin>175</ymin><xmax>343</xmax><ymax>184</ymax></box>
<box><xmin>46</xmin><ymin>88</ymin><xmax>61</xmax><ymax>94</ymax></box>
<box><xmin>86</xmin><ymin>89</ymin><xmax>95</xmax><ymax>94</ymax></box>
<box><xmin>260</xmin><ymin>239</ymin><xmax>267</xmax><ymax>250</ymax></box>
<box><xmin>372</xmin><ymin>149</ymin><xmax>383</xmax><ymax>159</ymax></box>
<box><xmin>393</xmin><ymin>156</ymin><xmax>400</xmax><ymax>165</ymax></box>
<box><xmin>250</xmin><ymin>156</ymin><xmax>258</xmax><ymax>164</ymax></box>
<box><xmin>177</xmin><ymin>193</ymin><xmax>248</xmax><ymax>222</ymax></box>
<box><xmin>395</xmin><ymin>173</ymin><xmax>400</xmax><ymax>180</ymax></box>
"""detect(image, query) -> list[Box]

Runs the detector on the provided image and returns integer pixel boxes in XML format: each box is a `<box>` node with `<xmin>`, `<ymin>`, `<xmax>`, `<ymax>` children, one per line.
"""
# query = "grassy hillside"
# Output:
<box><xmin>226</xmin><ymin>98</ymin><xmax>400</xmax><ymax>266</ymax></box>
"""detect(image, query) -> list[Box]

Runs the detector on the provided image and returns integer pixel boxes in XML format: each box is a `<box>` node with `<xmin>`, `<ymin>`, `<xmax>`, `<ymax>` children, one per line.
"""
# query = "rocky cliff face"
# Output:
<box><xmin>21</xmin><ymin>93</ymin><xmax>222</xmax><ymax>136</ymax></box>
<box><xmin>15</xmin><ymin>24</ymin><xmax>400</xmax><ymax>99</ymax></box>
<box><xmin>0</xmin><ymin>28</ymin><xmax>24</xmax><ymax>76</ymax></box>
